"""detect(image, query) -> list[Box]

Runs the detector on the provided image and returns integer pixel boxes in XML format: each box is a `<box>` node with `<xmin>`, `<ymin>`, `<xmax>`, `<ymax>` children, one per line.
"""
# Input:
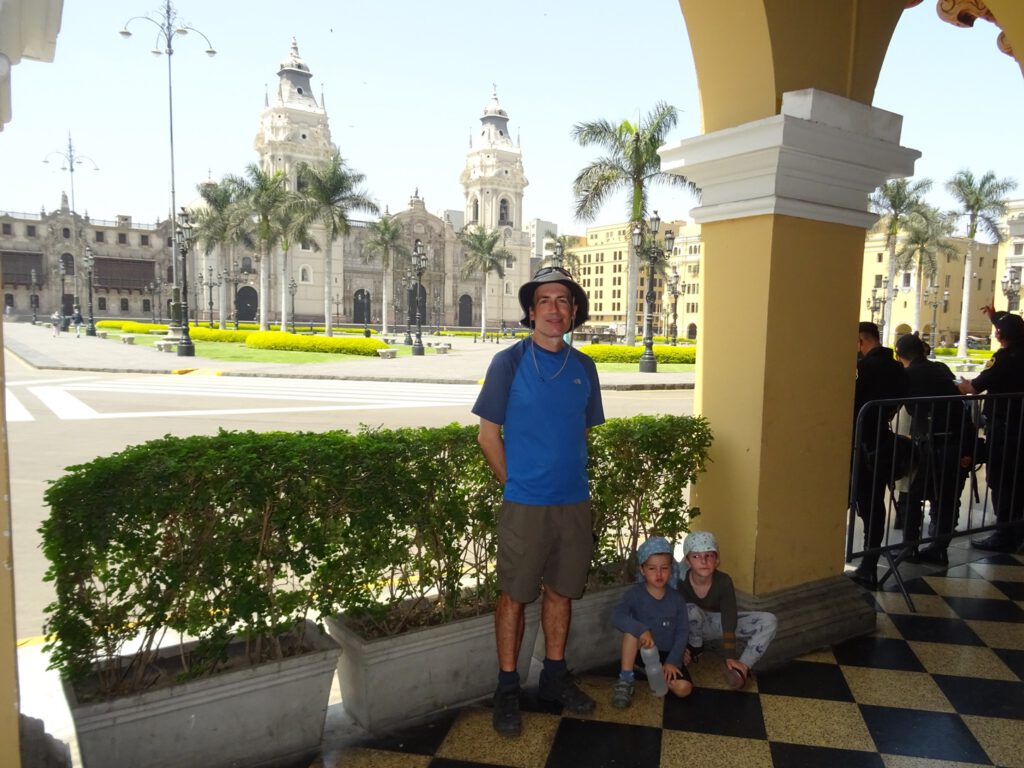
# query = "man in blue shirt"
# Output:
<box><xmin>473</xmin><ymin>266</ymin><xmax>604</xmax><ymax>737</ymax></box>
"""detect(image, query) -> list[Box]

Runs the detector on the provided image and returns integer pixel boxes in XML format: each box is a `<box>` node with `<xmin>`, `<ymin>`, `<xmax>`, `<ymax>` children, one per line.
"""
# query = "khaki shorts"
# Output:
<box><xmin>497</xmin><ymin>499</ymin><xmax>594</xmax><ymax>603</ymax></box>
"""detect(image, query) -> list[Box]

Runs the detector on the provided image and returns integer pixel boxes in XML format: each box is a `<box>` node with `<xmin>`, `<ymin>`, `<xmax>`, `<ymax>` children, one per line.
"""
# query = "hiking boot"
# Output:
<box><xmin>971</xmin><ymin>533</ymin><xmax>1016</xmax><ymax>553</ymax></box>
<box><xmin>611</xmin><ymin>678</ymin><xmax>634</xmax><ymax>709</ymax></box>
<box><xmin>492</xmin><ymin>687</ymin><xmax>521</xmax><ymax>737</ymax></box>
<box><xmin>539</xmin><ymin>669</ymin><xmax>596</xmax><ymax>714</ymax></box>
<box><xmin>916</xmin><ymin>545</ymin><xmax>949</xmax><ymax>566</ymax></box>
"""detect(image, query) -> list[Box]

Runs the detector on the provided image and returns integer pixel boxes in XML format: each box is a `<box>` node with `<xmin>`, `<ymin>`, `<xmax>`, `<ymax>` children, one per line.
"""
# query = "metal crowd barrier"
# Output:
<box><xmin>847</xmin><ymin>392</ymin><xmax>1024</xmax><ymax>609</ymax></box>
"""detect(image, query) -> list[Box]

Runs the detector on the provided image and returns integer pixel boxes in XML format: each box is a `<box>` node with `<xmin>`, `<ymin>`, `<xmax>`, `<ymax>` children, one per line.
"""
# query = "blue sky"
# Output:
<box><xmin>1</xmin><ymin>1</ymin><xmax>1021</xmax><ymax>235</ymax></box>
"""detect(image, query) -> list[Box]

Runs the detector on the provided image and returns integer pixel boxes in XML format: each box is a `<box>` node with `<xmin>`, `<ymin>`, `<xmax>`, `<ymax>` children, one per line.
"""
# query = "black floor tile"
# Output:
<box><xmin>943</xmin><ymin>595</ymin><xmax>1024</xmax><ymax>623</ymax></box>
<box><xmin>358</xmin><ymin>709</ymin><xmax>459</xmax><ymax>755</ymax></box>
<box><xmin>756</xmin><ymin>660</ymin><xmax>855</xmax><ymax>701</ymax></box>
<box><xmin>859</xmin><ymin>704</ymin><xmax>990</xmax><ymax>763</ymax></box>
<box><xmin>545</xmin><ymin>717</ymin><xmax>661</xmax><ymax>768</ymax></box>
<box><xmin>994</xmin><ymin>648</ymin><xmax>1024</xmax><ymax>682</ymax></box>
<box><xmin>831</xmin><ymin>636</ymin><xmax>924</xmax><ymax>671</ymax></box>
<box><xmin>887</xmin><ymin>613</ymin><xmax>984</xmax><ymax>645</ymax></box>
<box><xmin>934</xmin><ymin>674</ymin><xmax>1024</xmax><ymax>719</ymax></box>
<box><xmin>990</xmin><ymin>579</ymin><xmax>1024</xmax><ymax>600</ymax></box>
<box><xmin>769</xmin><ymin>741</ymin><xmax>885</xmax><ymax>768</ymax></box>
<box><xmin>662</xmin><ymin>687</ymin><xmax>766</xmax><ymax>739</ymax></box>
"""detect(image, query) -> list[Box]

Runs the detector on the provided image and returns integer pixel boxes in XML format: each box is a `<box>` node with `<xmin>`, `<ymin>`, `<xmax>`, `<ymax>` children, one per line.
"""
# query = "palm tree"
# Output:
<box><xmin>460</xmin><ymin>226</ymin><xmax>511</xmax><ymax>339</ymax></box>
<box><xmin>893</xmin><ymin>205</ymin><xmax>957</xmax><ymax>335</ymax></box>
<box><xmin>295</xmin><ymin>148</ymin><xmax>378</xmax><ymax>336</ymax></box>
<box><xmin>946</xmin><ymin>169</ymin><xmax>1018</xmax><ymax>357</ymax></box>
<box><xmin>274</xmin><ymin>199</ymin><xmax>315</xmax><ymax>332</ymax></box>
<box><xmin>229</xmin><ymin>163</ymin><xmax>289</xmax><ymax>330</ymax></box>
<box><xmin>542</xmin><ymin>231</ymin><xmax>582</xmax><ymax>274</ymax></box>
<box><xmin>571</xmin><ymin>102</ymin><xmax>696</xmax><ymax>344</ymax></box>
<box><xmin>869</xmin><ymin>178</ymin><xmax>932</xmax><ymax>345</ymax></box>
<box><xmin>362</xmin><ymin>212</ymin><xmax>409</xmax><ymax>335</ymax></box>
<box><xmin>193</xmin><ymin>179</ymin><xmax>237</xmax><ymax>329</ymax></box>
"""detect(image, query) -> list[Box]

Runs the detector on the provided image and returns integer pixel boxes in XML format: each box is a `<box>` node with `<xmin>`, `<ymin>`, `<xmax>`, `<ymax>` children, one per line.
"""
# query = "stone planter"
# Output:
<box><xmin>327</xmin><ymin>602</ymin><xmax>540</xmax><ymax>732</ymax></box>
<box><xmin>65</xmin><ymin>623</ymin><xmax>341</xmax><ymax>768</ymax></box>
<box><xmin>533</xmin><ymin>583</ymin><xmax>631</xmax><ymax>672</ymax></box>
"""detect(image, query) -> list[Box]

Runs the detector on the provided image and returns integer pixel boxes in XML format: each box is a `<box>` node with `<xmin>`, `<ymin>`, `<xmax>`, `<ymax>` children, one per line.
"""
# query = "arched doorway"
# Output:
<box><xmin>458</xmin><ymin>294</ymin><xmax>473</xmax><ymax>327</ymax></box>
<box><xmin>353</xmin><ymin>289</ymin><xmax>372</xmax><ymax>325</ymax></box>
<box><xmin>236</xmin><ymin>285</ymin><xmax>258</xmax><ymax>322</ymax></box>
<box><xmin>686</xmin><ymin>323</ymin><xmax>697</xmax><ymax>340</ymax></box>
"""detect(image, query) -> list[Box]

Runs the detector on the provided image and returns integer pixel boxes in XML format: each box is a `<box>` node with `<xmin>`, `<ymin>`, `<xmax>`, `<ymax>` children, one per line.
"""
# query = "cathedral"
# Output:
<box><xmin>0</xmin><ymin>41</ymin><xmax>536</xmax><ymax>332</ymax></box>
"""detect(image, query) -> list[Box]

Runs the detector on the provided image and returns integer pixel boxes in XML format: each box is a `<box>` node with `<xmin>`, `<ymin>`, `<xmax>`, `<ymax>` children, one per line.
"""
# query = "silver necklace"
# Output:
<box><xmin>531</xmin><ymin>338</ymin><xmax>571</xmax><ymax>382</ymax></box>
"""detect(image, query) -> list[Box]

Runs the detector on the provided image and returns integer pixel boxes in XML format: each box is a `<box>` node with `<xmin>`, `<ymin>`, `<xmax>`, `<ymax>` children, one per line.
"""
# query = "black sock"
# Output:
<box><xmin>497</xmin><ymin>670</ymin><xmax>520</xmax><ymax>691</ymax></box>
<box><xmin>543</xmin><ymin>658</ymin><xmax>567</xmax><ymax>678</ymax></box>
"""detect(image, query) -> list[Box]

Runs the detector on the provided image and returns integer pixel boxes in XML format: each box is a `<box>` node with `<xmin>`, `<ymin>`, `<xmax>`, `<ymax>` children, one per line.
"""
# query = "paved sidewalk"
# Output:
<box><xmin>1</xmin><ymin>320</ymin><xmax>694</xmax><ymax>389</ymax></box>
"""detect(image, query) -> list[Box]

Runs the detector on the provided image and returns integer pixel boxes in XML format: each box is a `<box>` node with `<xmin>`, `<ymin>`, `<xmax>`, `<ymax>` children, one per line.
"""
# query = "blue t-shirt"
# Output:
<box><xmin>472</xmin><ymin>338</ymin><xmax>604</xmax><ymax>505</ymax></box>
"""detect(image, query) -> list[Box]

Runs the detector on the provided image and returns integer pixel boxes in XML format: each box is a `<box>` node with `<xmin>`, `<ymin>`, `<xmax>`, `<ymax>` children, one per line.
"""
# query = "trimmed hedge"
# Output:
<box><xmin>41</xmin><ymin>416</ymin><xmax>711</xmax><ymax>698</ymax></box>
<box><xmin>187</xmin><ymin>327</ymin><xmax>257</xmax><ymax>343</ymax></box>
<box><xmin>245</xmin><ymin>330</ymin><xmax>388</xmax><ymax>355</ymax></box>
<box><xmin>580</xmin><ymin>344</ymin><xmax>696</xmax><ymax>364</ymax></box>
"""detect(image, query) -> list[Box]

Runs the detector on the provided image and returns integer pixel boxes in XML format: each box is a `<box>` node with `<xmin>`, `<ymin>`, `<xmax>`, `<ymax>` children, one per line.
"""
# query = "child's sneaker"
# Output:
<box><xmin>611</xmin><ymin>678</ymin><xmax>634</xmax><ymax>709</ymax></box>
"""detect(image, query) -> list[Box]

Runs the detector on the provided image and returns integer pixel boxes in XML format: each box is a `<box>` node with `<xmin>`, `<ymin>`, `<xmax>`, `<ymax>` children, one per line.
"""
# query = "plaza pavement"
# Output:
<box><xmin>0</xmin><ymin>319</ymin><xmax>694</xmax><ymax>389</ymax></box>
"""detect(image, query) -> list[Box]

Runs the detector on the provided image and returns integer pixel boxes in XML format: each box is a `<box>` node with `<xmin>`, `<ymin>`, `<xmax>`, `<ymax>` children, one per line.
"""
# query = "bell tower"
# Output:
<box><xmin>459</xmin><ymin>88</ymin><xmax>528</xmax><ymax>231</ymax></box>
<box><xmin>254</xmin><ymin>38</ymin><xmax>332</xmax><ymax>184</ymax></box>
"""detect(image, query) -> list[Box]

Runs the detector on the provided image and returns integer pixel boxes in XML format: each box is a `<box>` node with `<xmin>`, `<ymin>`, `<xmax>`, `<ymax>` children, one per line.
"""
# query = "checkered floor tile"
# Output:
<box><xmin>320</xmin><ymin>551</ymin><xmax>1024</xmax><ymax>768</ymax></box>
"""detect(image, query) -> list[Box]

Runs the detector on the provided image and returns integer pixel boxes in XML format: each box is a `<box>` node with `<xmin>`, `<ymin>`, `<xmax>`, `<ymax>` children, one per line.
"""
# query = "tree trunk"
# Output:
<box><xmin>280</xmin><ymin>248</ymin><xmax>290</xmax><ymax>332</ymax></box>
<box><xmin>956</xmin><ymin>241</ymin><xmax>974</xmax><ymax>358</ymax></box>
<box><xmin>625</xmin><ymin>239</ymin><xmax>639</xmax><ymax>345</ymax></box>
<box><xmin>382</xmin><ymin>250</ymin><xmax>391</xmax><ymax>335</ymax></box>
<box><xmin>911</xmin><ymin>261</ymin><xmax>922</xmax><ymax>335</ymax></box>
<box><xmin>258</xmin><ymin>244</ymin><xmax>270</xmax><ymax>331</ymax></box>
<box><xmin>324</xmin><ymin>239</ymin><xmax>334</xmax><ymax>337</ymax></box>
<box><xmin>884</xmin><ymin>235</ymin><xmax>897</xmax><ymax>347</ymax></box>
<box><xmin>480</xmin><ymin>271</ymin><xmax>488</xmax><ymax>339</ymax></box>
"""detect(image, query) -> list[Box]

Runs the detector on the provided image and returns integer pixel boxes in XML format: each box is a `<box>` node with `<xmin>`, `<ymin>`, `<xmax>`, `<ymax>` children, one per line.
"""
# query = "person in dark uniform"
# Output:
<box><xmin>958</xmin><ymin>312</ymin><xmax>1024</xmax><ymax>552</ymax></box>
<box><xmin>894</xmin><ymin>334</ymin><xmax>973</xmax><ymax>564</ymax></box>
<box><xmin>850</xmin><ymin>322</ymin><xmax>908</xmax><ymax>588</ymax></box>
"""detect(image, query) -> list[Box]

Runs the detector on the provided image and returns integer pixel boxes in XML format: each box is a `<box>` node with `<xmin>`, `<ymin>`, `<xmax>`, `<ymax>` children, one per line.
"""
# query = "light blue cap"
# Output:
<box><xmin>637</xmin><ymin>536</ymin><xmax>674</xmax><ymax>566</ymax></box>
<box><xmin>683</xmin><ymin>531</ymin><xmax>718</xmax><ymax>557</ymax></box>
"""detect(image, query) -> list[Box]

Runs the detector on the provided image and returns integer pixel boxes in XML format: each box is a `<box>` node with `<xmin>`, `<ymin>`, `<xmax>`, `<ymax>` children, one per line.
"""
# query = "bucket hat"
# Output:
<box><xmin>518</xmin><ymin>266</ymin><xmax>589</xmax><ymax>329</ymax></box>
<box><xmin>683</xmin><ymin>531</ymin><xmax>718</xmax><ymax>557</ymax></box>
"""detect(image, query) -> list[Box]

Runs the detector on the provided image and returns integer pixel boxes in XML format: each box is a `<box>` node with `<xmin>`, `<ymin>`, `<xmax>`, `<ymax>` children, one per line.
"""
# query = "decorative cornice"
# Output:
<box><xmin>658</xmin><ymin>89</ymin><xmax>921</xmax><ymax>229</ymax></box>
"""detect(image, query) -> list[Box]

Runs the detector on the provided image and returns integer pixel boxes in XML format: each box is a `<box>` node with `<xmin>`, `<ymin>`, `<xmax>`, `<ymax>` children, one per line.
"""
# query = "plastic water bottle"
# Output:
<box><xmin>640</xmin><ymin>646</ymin><xmax>668</xmax><ymax>697</ymax></box>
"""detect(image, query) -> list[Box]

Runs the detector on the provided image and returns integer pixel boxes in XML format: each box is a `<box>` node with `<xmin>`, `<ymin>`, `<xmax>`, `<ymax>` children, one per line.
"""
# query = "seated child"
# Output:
<box><xmin>611</xmin><ymin>536</ymin><xmax>693</xmax><ymax>708</ymax></box>
<box><xmin>678</xmin><ymin>531</ymin><xmax>778</xmax><ymax>689</ymax></box>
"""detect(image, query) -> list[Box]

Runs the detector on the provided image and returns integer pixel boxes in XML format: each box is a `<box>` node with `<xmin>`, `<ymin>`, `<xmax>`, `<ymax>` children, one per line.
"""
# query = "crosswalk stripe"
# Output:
<box><xmin>29</xmin><ymin>387</ymin><xmax>99</xmax><ymax>420</ymax></box>
<box><xmin>4</xmin><ymin>390</ymin><xmax>34</xmax><ymax>422</ymax></box>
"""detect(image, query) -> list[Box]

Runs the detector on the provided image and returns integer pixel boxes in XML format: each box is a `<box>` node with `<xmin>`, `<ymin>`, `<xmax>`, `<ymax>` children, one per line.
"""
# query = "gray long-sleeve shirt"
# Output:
<box><xmin>612</xmin><ymin>582</ymin><xmax>689</xmax><ymax>668</ymax></box>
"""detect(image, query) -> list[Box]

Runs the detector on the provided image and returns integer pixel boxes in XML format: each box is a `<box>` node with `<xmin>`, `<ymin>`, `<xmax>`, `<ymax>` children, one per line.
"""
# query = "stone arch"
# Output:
<box><xmin>686</xmin><ymin>322</ymin><xmax>697</xmax><ymax>340</ymax></box>
<box><xmin>236</xmin><ymin>285</ymin><xmax>258</xmax><ymax>322</ymax></box>
<box><xmin>353</xmin><ymin>288</ymin><xmax>372</xmax><ymax>324</ymax></box>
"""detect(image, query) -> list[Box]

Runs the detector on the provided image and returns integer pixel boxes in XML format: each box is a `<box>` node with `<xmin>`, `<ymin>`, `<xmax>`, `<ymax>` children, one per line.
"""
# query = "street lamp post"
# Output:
<box><xmin>402</xmin><ymin>270</ymin><xmax>414</xmax><ymax>346</ymax></box>
<box><xmin>30</xmin><ymin>268</ymin><xmax>38</xmax><ymax>325</ymax></box>
<box><xmin>57</xmin><ymin>262</ymin><xmax>66</xmax><ymax>330</ymax></box>
<box><xmin>411</xmin><ymin>240</ymin><xmax>427</xmax><ymax>355</ymax></box>
<box><xmin>433</xmin><ymin>289</ymin><xmax>442</xmax><ymax>334</ymax></box>
<box><xmin>552</xmin><ymin>241</ymin><xmax>564</xmax><ymax>268</ymax></box>
<box><xmin>288</xmin><ymin>279</ymin><xmax>297</xmax><ymax>333</ymax></box>
<box><xmin>667</xmin><ymin>266</ymin><xmax>680</xmax><ymax>346</ymax></box>
<box><xmin>223</xmin><ymin>264</ymin><xmax>242</xmax><ymax>329</ymax></box>
<box><xmin>82</xmin><ymin>246</ymin><xmax>96</xmax><ymax>336</ymax></box>
<box><xmin>631</xmin><ymin>212</ymin><xmax>674</xmax><ymax>373</ymax></box>
<box><xmin>362</xmin><ymin>291</ymin><xmax>372</xmax><ymax>337</ymax></box>
<box><xmin>175</xmin><ymin>208</ymin><xmax>195</xmax><ymax>357</ymax></box>
<box><xmin>204</xmin><ymin>265</ymin><xmax>221</xmax><ymax>328</ymax></box>
<box><xmin>925</xmin><ymin>284</ymin><xmax>941</xmax><ymax>357</ymax></box>
<box><xmin>120</xmin><ymin>0</ymin><xmax>215</xmax><ymax>310</ymax></box>
<box><xmin>1002</xmin><ymin>266</ymin><xmax>1021</xmax><ymax>312</ymax></box>
<box><xmin>146</xmin><ymin>278</ymin><xmax>163</xmax><ymax>322</ymax></box>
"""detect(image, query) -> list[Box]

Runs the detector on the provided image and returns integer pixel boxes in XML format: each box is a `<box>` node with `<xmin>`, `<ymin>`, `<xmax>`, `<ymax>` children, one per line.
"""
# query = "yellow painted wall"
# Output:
<box><xmin>676</xmin><ymin>0</ymin><xmax>904</xmax><ymax>131</ymax></box>
<box><xmin>693</xmin><ymin>215</ymin><xmax>865</xmax><ymax>593</ymax></box>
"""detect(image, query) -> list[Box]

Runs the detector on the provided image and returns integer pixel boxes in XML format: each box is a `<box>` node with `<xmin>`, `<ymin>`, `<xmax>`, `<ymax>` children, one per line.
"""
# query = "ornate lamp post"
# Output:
<box><xmin>552</xmin><ymin>241</ymin><xmax>564</xmax><ymax>268</ymax></box>
<box><xmin>362</xmin><ymin>291</ymin><xmax>372</xmax><ymax>337</ymax></box>
<box><xmin>223</xmin><ymin>263</ymin><xmax>242</xmax><ymax>329</ymax></box>
<box><xmin>146</xmin><ymin>278</ymin><xmax>163</xmax><ymax>322</ymax></box>
<box><xmin>56</xmin><ymin>262</ymin><xmax>66</xmax><ymax>330</ymax></box>
<box><xmin>175</xmin><ymin>208</ymin><xmax>195</xmax><ymax>357</ymax></box>
<box><xmin>631</xmin><ymin>212</ymin><xmax>674</xmax><ymax>373</ymax></box>
<box><xmin>666</xmin><ymin>266</ymin><xmax>681</xmax><ymax>346</ymax></box>
<box><xmin>204</xmin><ymin>264</ymin><xmax>221</xmax><ymax>328</ymax></box>
<box><xmin>411</xmin><ymin>240</ymin><xmax>428</xmax><ymax>355</ymax></box>
<box><xmin>432</xmin><ymin>288</ymin><xmax>442</xmax><ymax>334</ymax></box>
<box><xmin>332</xmin><ymin>294</ymin><xmax>343</xmax><ymax>332</ymax></box>
<box><xmin>288</xmin><ymin>279</ymin><xmax>297</xmax><ymax>333</ymax></box>
<box><xmin>925</xmin><ymin>284</ymin><xmax>941</xmax><ymax>357</ymax></box>
<box><xmin>866</xmin><ymin>276</ymin><xmax>892</xmax><ymax>338</ymax></box>
<box><xmin>1002</xmin><ymin>266</ymin><xmax>1021</xmax><ymax>312</ymax></box>
<box><xmin>120</xmin><ymin>1</ymin><xmax>215</xmax><ymax>307</ymax></box>
<box><xmin>82</xmin><ymin>246</ymin><xmax>97</xmax><ymax>336</ymax></box>
<box><xmin>30</xmin><ymin>268</ymin><xmax>39</xmax><ymax>325</ymax></box>
<box><xmin>402</xmin><ymin>270</ymin><xmax>414</xmax><ymax>346</ymax></box>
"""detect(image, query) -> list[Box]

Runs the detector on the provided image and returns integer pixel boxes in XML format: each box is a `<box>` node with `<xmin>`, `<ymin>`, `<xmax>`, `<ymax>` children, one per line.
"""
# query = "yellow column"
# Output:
<box><xmin>0</xmin><ymin>323</ymin><xmax>20</xmax><ymax>763</ymax></box>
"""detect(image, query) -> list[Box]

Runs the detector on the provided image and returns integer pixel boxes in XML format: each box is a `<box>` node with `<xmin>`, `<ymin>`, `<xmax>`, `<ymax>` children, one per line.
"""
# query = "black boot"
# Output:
<box><xmin>971</xmin><ymin>532</ymin><xmax>1016</xmax><ymax>553</ymax></box>
<box><xmin>916</xmin><ymin>545</ymin><xmax>949</xmax><ymax>566</ymax></box>
<box><xmin>848</xmin><ymin>554</ymin><xmax>879</xmax><ymax>590</ymax></box>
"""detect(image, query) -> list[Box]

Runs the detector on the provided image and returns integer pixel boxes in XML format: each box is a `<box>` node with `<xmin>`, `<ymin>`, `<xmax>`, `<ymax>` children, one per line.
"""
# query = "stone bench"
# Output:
<box><xmin>95</xmin><ymin>330</ymin><xmax>107</xmax><ymax>339</ymax></box>
<box><xmin>121</xmin><ymin>335</ymin><xmax>135</xmax><ymax>345</ymax></box>
<box><xmin>435</xmin><ymin>346</ymin><xmax>448</xmax><ymax>355</ymax></box>
<box><xmin>155</xmin><ymin>340</ymin><xmax>177</xmax><ymax>353</ymax></box>
<box><xmin>377</xmin><ymin>349</ymin><xmax>397</xmax><ymax>359</ymax></box>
